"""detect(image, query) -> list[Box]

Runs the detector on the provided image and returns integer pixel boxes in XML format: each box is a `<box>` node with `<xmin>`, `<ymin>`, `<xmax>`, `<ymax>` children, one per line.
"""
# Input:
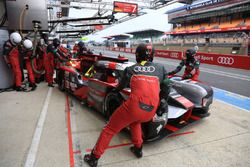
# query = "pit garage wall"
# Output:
<box><xmin>107</xmin><ymin>47</ymin><xmax>250</xmax><ymax>70</ymax></box>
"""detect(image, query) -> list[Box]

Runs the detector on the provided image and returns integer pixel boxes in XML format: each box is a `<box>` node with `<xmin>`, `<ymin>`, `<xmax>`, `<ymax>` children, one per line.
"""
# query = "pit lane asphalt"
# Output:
<box><xmin>93</xmin><ymin>47</ymin><xmax>250</xmax><ymax>97</ymax></box>
<box><xmin>1</xmin><ymin>83</ymin><xmax>249</xmax><ymax>167</ymax></box>
<box><xmin>0</xmin><ymin>48</ymin><xmax>250</xmax><ymax>167</ymax></box>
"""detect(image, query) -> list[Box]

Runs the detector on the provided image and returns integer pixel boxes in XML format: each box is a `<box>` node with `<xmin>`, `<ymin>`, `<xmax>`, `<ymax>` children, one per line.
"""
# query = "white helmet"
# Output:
<box><xmin>10</xmin><ymin>32</ymin><xmax>22</xmax><ymax>45</ymax></box>
<box><xmin>194</xmin><ymin>45</ymin><xmax>199</xmax><ymax>52</ymax></box>
<box><xmin>23</xmin><ymin>39</ymin><xmax>33</xmax><ymax>50</ymax></box>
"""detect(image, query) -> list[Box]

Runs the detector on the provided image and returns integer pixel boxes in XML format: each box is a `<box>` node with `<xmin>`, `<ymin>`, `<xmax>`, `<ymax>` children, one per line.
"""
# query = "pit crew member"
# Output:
<box><xmin>168</xmin><ymin>48</ymin><xmax>200</xmax><ymax>81</ymax></box>
<box><xmin>84</xmin><ymin>43</ymin><xmax>170</xmax><ymax>167</ymax></box>
<box><xmin>3</xmin><ymin>32</ymin><xmax>23</xmax><ymax>91</ymax></box>
<box><xmin>23</xmin><ymin>39</ymin><xmax>37</xmax><ymax>91</ymax></box>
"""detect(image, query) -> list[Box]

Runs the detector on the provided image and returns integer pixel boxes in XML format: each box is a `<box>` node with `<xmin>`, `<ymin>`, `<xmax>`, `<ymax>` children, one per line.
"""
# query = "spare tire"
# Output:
<box><xmin>31</xmin><ymin>57</ymin><xmax>45</xmax><ymax>75</ymax></box>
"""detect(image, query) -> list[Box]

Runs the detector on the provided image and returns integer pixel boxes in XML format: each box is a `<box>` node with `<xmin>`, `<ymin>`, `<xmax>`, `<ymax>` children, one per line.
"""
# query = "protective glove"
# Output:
<box><xmin>168</xmin><ymin>71</ymin><xmax>175</xmax><ymax>76</ymax></box>
<box><xmin>156</xmin><ymin>99</ymin><xmax>168</xmax><ymax>116</ymax></box>
<box><xmin>183</xmin><ymin>74</ymin><xmax>192</xmax><ymax>79</ymax></box>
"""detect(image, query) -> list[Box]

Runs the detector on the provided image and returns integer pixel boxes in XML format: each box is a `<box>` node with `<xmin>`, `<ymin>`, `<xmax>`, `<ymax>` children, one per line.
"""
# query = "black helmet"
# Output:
<box><xmin>53</xmin><ymin>38</ymin><xmax>60</xmax><ymax>48</ymax></box>
<box><xmin>135</xmin><ymin>43</ymin><xmax>154</xmax><ymax>63</ymax></box>
<box><xmin>147</xmin><ymin>45</ymin><xmax>155</xmax><ymax>62</ymax></box>
<box><xmin>186</xmin><ymin>48</ymin><xmax>196</xmax><ymax>60</ymax></box>
<box><xmin>78</xmin><ymin>41</ymin><xmax>84</xmax><ymax>48</ymax></box>
<box><xmin>78</xmin><ymin>41</ymin><xmax>87</xmax><ymax>51</ymax></box>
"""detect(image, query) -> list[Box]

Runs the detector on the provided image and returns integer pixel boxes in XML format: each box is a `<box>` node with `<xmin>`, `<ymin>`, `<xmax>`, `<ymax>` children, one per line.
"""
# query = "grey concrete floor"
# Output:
<box><xmin>0</xmin><ymin>82</ymin><xmax>250</xmax><ymax>167</ymax></box>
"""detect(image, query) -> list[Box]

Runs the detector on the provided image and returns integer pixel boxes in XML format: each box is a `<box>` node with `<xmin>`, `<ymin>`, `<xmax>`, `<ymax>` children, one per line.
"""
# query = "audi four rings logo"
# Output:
<box><xmin>134</xmin><ymin>66</ymin><xmax>155</xmax><ymax>72</ymax></box>
<box><xmin>217</xmin><ymin>57</ymin><xmax>234</xmax><ymax>65</ymax></box>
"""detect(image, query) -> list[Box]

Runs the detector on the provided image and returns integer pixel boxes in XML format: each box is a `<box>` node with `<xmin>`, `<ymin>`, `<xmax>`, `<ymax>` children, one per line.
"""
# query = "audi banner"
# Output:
<box><xmin>107</xmin><ymin>47</ymin><xmax>250</xmax><ymax>70</ymax></box>
<box><xmin>155</xmin><ymin>49</ymin><xmax>183</xmax><ymax>60</ymax></box>
<box><xmin>195</xmin><ymin>52</ymin><xmax>250</xmax><ymax>70</ymax></box>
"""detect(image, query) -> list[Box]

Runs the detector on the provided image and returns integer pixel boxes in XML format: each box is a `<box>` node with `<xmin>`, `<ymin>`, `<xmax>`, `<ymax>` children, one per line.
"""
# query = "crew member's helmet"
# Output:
<box><xmin>135</xmin><ymin>43</ymin><xmax>155</xmax><ymax>63</ymax></box>
<box><xmin>10</xmin><ymin>32</ymin><xmax>22</xmax><ymax>45</ymax></box>
<box><xmin>78</xmin><ymin>41</ymin><xmax>87</xmax><ymax>51</ymax></box>
<box><xmin>78</xmin><ymin>41</ymin><xmax>85</xmax><ymax>48</ymax></box>
<box><xmin>23</xmin><ymin>39</ymin><xmax>33</xmax><ymax>50</ymax></box>
<box><xmin>53</xmin><ymin>38</ymin><xmax>60</xmax><ymax>48</ymax></box>
<box><xmin>194</xmin><ymin>45</ymin><xmax>199</xmax><ymax>52</ymax></box>
<box><xmin>146</xmin><ymin>45</ymin><xmax>155</xmax><ymax>62</ymax></box>
<box><xmin>186</xmin><ymin>48</ymin><xmax>196</xmax><ymax>60</ymax></box>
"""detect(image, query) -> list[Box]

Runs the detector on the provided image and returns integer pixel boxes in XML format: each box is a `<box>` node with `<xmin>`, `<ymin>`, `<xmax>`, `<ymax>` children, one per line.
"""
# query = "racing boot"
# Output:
<box><xmin>130</xmin><ymin>146</ymin><xmax>143</xmax><ymax>158</ymax></box>
<box><xmin>15</xmin><ymin>86</ymin><xmax>26</xmax><ymax>92</ymax></box>
<box><xmin>35</xmin><ymin>78</ymin><xmax>40</xmax><ymax>84</ymax></box>
<box><xmin>84</xmin><ymin>153</ymin><xmax>99</xmax><ymax>167</ymax></box>
<box><xmin>48</xmin><ymin>83</ymin><xmax>54</xmax><ymax>87</ymax></box>
<box><xmin>30</xmin><ymin>83</ymin><xmax>37</xmax><ymax>91</ymax></box>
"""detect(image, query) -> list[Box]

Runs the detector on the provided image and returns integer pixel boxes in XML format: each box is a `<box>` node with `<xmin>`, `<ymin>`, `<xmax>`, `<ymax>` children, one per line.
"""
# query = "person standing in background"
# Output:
<box><xmin>44</xmin><ymin>38</ymin><xmax>60</xmax><ymax>87</ymax></box>
<box><xmin>3</xmin><ymin>32</ymin><xmax>23</xmax><ymax>91</ymax></box>
<box><xmin>23</xmin><ymin>39</ymin><xmax>37</xmax><ymax>91</ymax></box>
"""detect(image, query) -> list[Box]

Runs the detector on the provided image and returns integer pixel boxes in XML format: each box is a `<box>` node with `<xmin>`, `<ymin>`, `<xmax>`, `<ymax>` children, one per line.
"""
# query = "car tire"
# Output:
<box><xmin>103</xmin><ymin>91</ymin><xmax>123</xmax><ymax>119</ymax></box>
<box><xmin>58</xmin><ymin>70</ymin><xmax>65</xmax><ymax>91</ymax></box>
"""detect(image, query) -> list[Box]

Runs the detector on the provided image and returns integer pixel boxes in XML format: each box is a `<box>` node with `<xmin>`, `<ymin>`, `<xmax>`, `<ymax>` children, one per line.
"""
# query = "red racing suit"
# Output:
<box><xmin>24</xmin><ymin>51</ymin><xmax>35</xmax><ymax>84</ymax></box>
<box><xmin>55</xmin><ymin>46</ymin><xmax>70</xmax><ymax>69</ymax></box>
<box><xmin>3</xmin><ymin>40</ymin><xmax>22</xmax><ymax>87</ymax></box>
<box><xmin>170</xmin><ymin>58</ymin><xmax>200</xmax><ymax>81</ymax></box>
<box><xmin>35</xmin><ymin>44</ymin><xmax>46</xmax><ymax>82</ymax></box>
<box><xmin>44</xmin><ymin>44</ymin><xmax>69</xmax><ymax>84</ymax></box>
<box><xmin>92</xmin><ymin>61</ymin><xmax>168</xmax><ymax>158</ymax></box>
<box><xmin>44</xmin><ymin>44</ymin><xmax>55</xmax><ymax>84</ymax></box>
<box><xmin>72</xmin><ymin>44</ymin><xmax>79</xmax><ymax>57</ymax></box>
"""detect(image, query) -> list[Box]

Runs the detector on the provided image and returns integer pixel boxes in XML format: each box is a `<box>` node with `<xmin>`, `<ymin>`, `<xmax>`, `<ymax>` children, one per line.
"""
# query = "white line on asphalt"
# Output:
<box><xmin>201</xmin><ymin>68</ymin><xmax>250</xmax><ymax>81</ymax></box>
<box><xmin>24</xmin><ymin>88</ymin><xmax>52</xmax><ymax>167</ymax></box>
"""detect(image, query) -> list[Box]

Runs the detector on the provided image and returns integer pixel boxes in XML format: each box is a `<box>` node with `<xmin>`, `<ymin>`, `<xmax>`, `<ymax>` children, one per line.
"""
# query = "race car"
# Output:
<box><xmin>56</xmin><ymin>53</ymin><xmax>213</xmax><ymax>142</ymax></box>
<box><xmin>169</xmin><ymin>76</ymin><xmax>213</xmax><ymax>116</ymax></box>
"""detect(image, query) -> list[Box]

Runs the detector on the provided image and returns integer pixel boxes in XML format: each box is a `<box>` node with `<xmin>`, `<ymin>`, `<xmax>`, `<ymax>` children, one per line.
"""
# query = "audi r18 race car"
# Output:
<box><xmin>56</xmin><ymin>53</ymin><xmax>213</xmax><ymax>142</ymax></box>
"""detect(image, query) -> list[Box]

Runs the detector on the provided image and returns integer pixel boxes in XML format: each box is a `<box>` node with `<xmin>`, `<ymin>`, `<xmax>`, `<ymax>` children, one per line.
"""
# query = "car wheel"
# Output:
<box><xmin>58</xmin><ymin>70</ymin><xmax>65</xmax><ymax>91</ymax></box>
<box><xmin>103</xmin><ymin>92</ymin><xmax>123</xmax><ymax>119</ymax></box>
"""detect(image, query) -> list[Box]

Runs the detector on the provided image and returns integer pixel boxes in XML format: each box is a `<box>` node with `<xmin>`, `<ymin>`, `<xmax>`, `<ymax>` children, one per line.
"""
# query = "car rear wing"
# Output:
<box><xmin>78</xmin><ymin>53</ymin><xmax>129</xmax><ymax>63</ymax></box>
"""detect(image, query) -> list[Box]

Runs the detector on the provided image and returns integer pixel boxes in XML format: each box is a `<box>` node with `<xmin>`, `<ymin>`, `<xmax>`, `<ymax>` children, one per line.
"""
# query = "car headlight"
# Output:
<box><xmin>153</xmin><ymin>113</ymin><xmax>168</xmax><ymax>123</ymax></box>
<box><xmin>202</xmin><ymin>97</ymin><xmax>210</xmax><ymax>107</ymax></box>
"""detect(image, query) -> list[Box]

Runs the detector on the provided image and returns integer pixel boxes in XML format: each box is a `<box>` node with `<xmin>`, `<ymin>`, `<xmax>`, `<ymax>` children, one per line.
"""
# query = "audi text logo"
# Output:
<box><xmin>217</xmin><ymin>57</ymin><xmax>234</xmax><ymax>65</ymax></box>
<box><xmin>170</xmin><ymin>52</ymin><xmax>178</xmax><ymax>58</ymax></box>
<box><xmin>134</xmin><ymin>66</ymin><xmax>155</xmax><ymax>73</ymax></box>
